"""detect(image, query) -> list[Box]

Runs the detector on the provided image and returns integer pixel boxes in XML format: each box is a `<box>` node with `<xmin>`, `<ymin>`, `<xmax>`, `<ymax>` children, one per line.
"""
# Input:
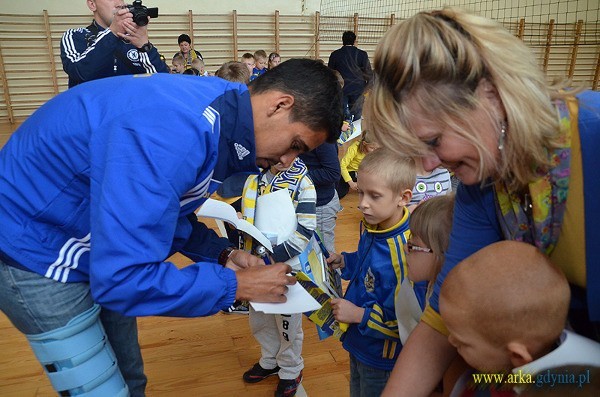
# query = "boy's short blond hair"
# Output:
<box><xmin>216</xmin><ymin>61</ymin><xmax>251</xmax><ymax>84</ymax></box>
<box><xmin>440</xmin><ymin>241</ymin><xmax>570</xmax><ymax>357</ymax></box>
<box><xmin>172</xmin><ymin>54</ymin><xmax>185</xmax><ymax>65</ymax></box>
<box><xmin>191</xmin><ymin>58</ymin><xmax>204</xmax><ymax>68</ymax></box>
<box><xmin>358</xmin><ymin>148</ymin><xmax>416</xmax><ymax>195</ymax></box>
<box><xmin>253</xmin><ymin>50</ymin><xmax>267</xmax><ymax>61</ymax></box>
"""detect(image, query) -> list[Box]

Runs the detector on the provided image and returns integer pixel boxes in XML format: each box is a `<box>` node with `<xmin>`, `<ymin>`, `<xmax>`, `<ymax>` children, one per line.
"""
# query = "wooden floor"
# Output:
<box><xmin>0</xmin><ymin>122</ymin><xmax>363</xmax><ymax>396</ymax></box>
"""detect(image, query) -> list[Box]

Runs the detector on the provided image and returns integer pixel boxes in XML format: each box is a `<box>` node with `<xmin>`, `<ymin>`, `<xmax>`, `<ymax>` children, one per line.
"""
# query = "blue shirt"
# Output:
<box><xmin>0</xmin><ymin>74</ymin><xmax>259</xmax><ymax>318</ymax></box>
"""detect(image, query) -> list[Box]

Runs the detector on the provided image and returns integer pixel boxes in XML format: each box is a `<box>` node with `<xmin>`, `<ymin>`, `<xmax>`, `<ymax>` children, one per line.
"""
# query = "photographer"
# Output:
<box><xmin>61</xmin><ymin>0</ymin><xmax>168</xmax><ymax>88</ymax></box>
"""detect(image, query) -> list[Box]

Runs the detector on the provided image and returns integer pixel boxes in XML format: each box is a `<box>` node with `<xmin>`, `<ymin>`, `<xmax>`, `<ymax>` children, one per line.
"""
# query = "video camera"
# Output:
<box><xmin>127</xmin><ymin>0</ymin><xmax>158</xmax><ymax>26</ymax></box>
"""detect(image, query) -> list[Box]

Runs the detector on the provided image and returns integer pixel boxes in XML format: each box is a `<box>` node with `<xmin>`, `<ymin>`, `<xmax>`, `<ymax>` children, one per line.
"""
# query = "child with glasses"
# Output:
<box><xmin>326</xmin><ymin>148</ymin><xmax>424</xmax><ymax>397</ymax></box>
<box><xmin>396</xmin><ymin>195</ymin><xmax>454</xmax><ymax>337</ymax></box>
<box><xmin>405</xmin><ymin>194</ymin><xmax>454</xmax><ymax>300</ymax></box>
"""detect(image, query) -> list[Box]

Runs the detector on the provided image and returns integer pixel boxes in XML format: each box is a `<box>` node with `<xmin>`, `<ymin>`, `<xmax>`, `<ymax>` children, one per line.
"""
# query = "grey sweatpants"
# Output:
<box><xmin>249</xmin><ymin>307</ymin><xmax>304</xmax><ymax>379</ymax></box>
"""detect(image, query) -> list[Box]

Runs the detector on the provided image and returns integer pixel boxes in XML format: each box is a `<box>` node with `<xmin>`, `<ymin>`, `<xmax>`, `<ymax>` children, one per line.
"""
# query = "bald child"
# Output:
<box><xmin>440</xmin><ymin>241</ymin><xmax>600</xmax><ymax>393</ymax></box>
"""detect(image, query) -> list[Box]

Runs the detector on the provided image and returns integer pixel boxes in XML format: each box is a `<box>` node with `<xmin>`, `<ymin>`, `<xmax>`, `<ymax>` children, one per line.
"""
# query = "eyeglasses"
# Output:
<box><xmin>406</xmin><ymin>241</ymin><xmax>433</xmax><ymax>254</ymax></box>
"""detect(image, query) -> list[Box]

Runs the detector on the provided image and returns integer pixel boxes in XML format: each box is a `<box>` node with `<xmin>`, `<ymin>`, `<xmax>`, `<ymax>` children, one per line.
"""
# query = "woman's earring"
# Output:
<box><xmin>498</xmin><ymin>121</ymin><xmax>507</xmax><ymax>151</ymax></box>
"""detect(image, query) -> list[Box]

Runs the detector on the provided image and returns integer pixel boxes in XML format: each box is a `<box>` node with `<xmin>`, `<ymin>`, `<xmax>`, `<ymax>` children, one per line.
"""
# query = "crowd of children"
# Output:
<box><xmin>160</xmin><ymin>31</ymin><xmax>600</xmax><ymax>397</ymax></box>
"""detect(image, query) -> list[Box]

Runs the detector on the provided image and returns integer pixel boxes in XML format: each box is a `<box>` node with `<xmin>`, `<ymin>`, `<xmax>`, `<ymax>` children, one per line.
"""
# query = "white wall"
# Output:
<box><xmin>0</xmin><ymin>0</ymin><xmax>321</xmax><ymax>15</ymax></box>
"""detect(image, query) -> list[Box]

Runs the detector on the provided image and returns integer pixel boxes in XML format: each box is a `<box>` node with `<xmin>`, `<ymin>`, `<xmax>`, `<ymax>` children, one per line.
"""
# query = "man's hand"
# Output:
<box><xmin>109</xmin><ymin>8</ymin><xmax>131</xmax><ymax>37</ymax></box>
<box><xmin>330</xmin><ymin>298</ymin><xmax>364</xmax><ymax>324</ymax></box>
<box><xmin>225</xmin><ymin>249</ymin><xmax>265</xmax><ymax>271</ymax></box>
<box><xmin>326</xmin><ymin>252</ymin><xmax>345</xmax><ymax>270</ymax></box>
<box><xmin>235</xmin><ymin>263</ymin><xmax>296</xmax><ymax>303</ymax></box>
<box><xmin>111</xmin><ymin>8</ymin><xmax>150</xmax><ymax>48</ymax></box>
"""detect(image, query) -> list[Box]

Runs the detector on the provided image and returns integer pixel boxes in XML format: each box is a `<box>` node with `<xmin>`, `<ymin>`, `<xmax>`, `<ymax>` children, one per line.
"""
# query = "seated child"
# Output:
<box><xmin>191</xmin><ymin>58</ymin><xmax>209</xmax><ymax>76</ymax></box>
<box><xmin>250</xmin><ymin>50</ymin><xmax>268</xmax><ymax>81</ymax></box>
<box><xmin>241</xmin><ymin>157</ymin><xmax>316</xmax><ymax>397</ymax></box>
<box><xmin>241</xmin><ymin>52</ymin><xmax>255</xmax><ymax>73</ymax></box>
<box><xmin>268</xmin><ymin>52</ymin><xmax>281</xmax><ymax>69</ymax></box>
<box><xmin>440</xmin><ymin>241</ymin><xmax>600</xmax><ymax>395</ymax></box>
<box><xmin>337</xmin><ymin>130</ymin><xmax>379</xmax><ymax>199</ymax></box>
<box><xmin>327</xmin><ymin>149</ymin><xmax>423</xmax><ymax>397</ymax></box>
<box><xmin>172</xmin><ymin>54</ymin><xmax>185</xmax><ymax>74</ymax></box>
<box><xmin>395</xmin><ymin>194</ymin><xmax>454</xmax><ymax>344</ymax></box>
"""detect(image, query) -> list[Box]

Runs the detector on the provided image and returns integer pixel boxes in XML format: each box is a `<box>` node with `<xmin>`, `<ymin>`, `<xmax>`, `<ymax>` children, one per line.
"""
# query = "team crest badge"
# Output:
<box><xmin>127</xmin><ymin>49</ymin><xmax>140</xmax><ymax>62</ymax></box>
<box><xmin>364</xmin><ymin>268</ymin><xmax>375</xmax><ymax>292</ymax></box>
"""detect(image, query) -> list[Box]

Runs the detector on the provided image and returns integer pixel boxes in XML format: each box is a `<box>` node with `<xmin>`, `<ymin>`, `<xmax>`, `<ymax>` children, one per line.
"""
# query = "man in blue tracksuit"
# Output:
<box><xmin>0</xmin><ymin>59</ymin><xmax>342</xmax><ymax>396</ymax></box>
<box><xmin>61</xmin><ymin>0</ymin><xmax>169</xmax><ymax>88</ymax></box>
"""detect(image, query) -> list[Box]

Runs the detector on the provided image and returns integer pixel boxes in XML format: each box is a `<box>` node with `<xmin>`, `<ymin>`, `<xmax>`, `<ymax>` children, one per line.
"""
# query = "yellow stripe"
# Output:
<box><xmin>388</xmin><ymin>236</ymin><xmax>404</xmax><ymax>307</ymax></box>
<box><xmin>367</xmin><ymin>319</ymin><xmax>399</xmax><ymax>338</ymax></box>
<box><xmin>421</xmin><ymin>305</ymin><xmax>449</xmax><ymax>336</ymax></box>
<box><xmin>383</xmin><ymin>339</ymin><xmax>389</xmax><ymax>359</ymax></box>
<box><xmin>388</xmin><ymin>341</ymin><xmax>397</xmax><ymax>358</ymax></box>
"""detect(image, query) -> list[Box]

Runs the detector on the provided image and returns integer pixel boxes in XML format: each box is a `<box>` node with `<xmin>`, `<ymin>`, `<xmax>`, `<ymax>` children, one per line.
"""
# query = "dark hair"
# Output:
<box><xmin>216</xmin><ymin>61</ymin><xmax>250</xmax><ymax>83</ymax></box>
<box><xmin>178</xmin><ymin>34</ymin><xmax>191</xmax><ymax>45</ymax></box>
<box><xmin>342</xmin><ymin>31</ymin><xmax>356</xmax><ymax>45</ymax></box>
<box><xmin>248</xmin><ymin>58</ymin><xmax>343</xmax><ymax>143</ymax></box>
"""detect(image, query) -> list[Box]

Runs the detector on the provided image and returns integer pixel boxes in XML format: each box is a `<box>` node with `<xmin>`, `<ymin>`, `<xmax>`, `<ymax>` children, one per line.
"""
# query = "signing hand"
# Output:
<box><xmin>235</xmin><ymin>263</ymin><xmax>296</xmax><ymax>303</ymax></box>
<box><xmin>330</xmin><ymin>298</ymin><xmax>365</xmax><ymax>324</ymax></box>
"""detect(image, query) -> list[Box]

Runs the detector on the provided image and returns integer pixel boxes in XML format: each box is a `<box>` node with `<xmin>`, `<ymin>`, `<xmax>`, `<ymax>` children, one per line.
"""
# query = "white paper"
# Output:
<box><xmin>250</xmin><ymin>282</ymin><xmax>322</xmax><ymax>314</ymax></box>
<box><xmin>254</xmin><ymin>188</ymin><xmax>297</xmax><ymax>246</ymax></box>
<box><xmin>196</xmin><ymin>198</ymin><xmax>273</xmax><ymax>252</ymax></box>
<box><xmin>394</xmin><ymin>277</ymin><xmax>425</xmax><ymax>345</ymax></box>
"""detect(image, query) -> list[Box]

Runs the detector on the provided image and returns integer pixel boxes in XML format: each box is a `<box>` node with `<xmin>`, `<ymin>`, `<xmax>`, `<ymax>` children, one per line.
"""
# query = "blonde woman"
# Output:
<box><xmin>363</xmin><ymin>8</ymin><xmax>600</xmax><ymax>396</ymax></box>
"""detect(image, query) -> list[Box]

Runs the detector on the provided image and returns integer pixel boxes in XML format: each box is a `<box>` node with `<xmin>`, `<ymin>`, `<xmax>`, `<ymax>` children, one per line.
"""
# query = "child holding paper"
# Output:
<box><xmin>327</xmin><ymin>148</ymin><xmax>422</xmax><ymax>397</ymax></box>
<box><xmin>241</xmin><ymin>157</ymin><xmax>316</xmax><ymax>397</ymax></box>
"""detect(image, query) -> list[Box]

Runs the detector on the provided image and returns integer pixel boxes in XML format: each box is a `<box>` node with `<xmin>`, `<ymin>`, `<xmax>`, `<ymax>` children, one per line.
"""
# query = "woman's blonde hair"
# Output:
<box><xmin>410</xmin><ymin>194</ymin><xmax>454</xmax><ymax>277</ymax></box>
<box><xmin>365</xmin><ymin>8</ymin><xmax>567</xmax><ymax>190</ymax></box>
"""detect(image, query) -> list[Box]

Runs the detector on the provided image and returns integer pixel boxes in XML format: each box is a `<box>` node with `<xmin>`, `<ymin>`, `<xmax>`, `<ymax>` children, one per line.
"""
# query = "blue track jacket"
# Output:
<box><xmin>61</xmin><ymin>20</ymin><xmax>169</xmax><ymax>88</ymax></box>
<box><xmin>0</xmin><ymin>74</ymin><xmax>259</xmax><ymax>318</ymax></box>
<box><xmin>340</xmin><ymin>209</ymin><xmax>425</xmax><ymax>370</ymax></box>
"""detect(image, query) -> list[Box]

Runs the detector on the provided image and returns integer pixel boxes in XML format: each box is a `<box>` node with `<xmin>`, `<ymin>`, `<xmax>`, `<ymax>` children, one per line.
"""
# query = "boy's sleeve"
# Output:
<box><xmin>340</xmin><ymin>250</ymin><xmax>359</xmax><ymax>280</ymax></box>
<box><xmin>272</xmin><ymin>178</ymin><xmax>317</xmax><ymax>262</ymax></box>
<box><xmin>340</xmin><ymin>142</ymin><xmax>359</xmax><ymax>182</ymax></box>
<box><xmin>355</xmin><ymin>237</ymin><xmax>404</xmax><ymax>340</ymax></box>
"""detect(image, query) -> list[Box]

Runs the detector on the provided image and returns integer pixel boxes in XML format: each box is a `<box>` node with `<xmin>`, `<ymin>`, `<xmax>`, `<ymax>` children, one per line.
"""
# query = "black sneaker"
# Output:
<box><xmin>222</xmin><ymin>300</ymin><xmax>249</xmax><ymax>315</ymax></box>
<box><xmin>243</xmin><ymin>363</ymin><xmax>280</xmax><ymax>383</ymax></box>
<box><xmin>275</xmin><ymin>371</ymin><xmax>303</xmax><ymax>397</ymax></box>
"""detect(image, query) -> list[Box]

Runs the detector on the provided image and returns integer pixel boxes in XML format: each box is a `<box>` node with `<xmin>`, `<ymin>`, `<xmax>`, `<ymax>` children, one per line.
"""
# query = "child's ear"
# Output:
<box><xmin>398</xmin><ymin>189</ymin><xmax>412</xmax><ymax>207</ymax></box>
<box><xmin>507</xmin><ymin>341</ymin><xmax>533</xmax><ymax>368</ymax></box>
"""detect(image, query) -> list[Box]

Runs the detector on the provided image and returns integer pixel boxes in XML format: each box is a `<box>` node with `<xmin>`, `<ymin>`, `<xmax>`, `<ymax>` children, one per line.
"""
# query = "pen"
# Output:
<box><xmin>314</xmin><ymin>233</ymin><xmax>342</xmax><ymax>276</ymax></box>
<box><xmin>256</xmin><ymin>245</ymin><xmax>271</xmax><ymax>265</ymax></box>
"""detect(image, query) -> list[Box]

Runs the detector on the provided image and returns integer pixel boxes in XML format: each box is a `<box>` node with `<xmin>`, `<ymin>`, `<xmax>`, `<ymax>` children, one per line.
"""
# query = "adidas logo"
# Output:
<box><xmin>234</xmin><ymin>143</ymin><xmax>250</xmax><ymax>160</ymax></box>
